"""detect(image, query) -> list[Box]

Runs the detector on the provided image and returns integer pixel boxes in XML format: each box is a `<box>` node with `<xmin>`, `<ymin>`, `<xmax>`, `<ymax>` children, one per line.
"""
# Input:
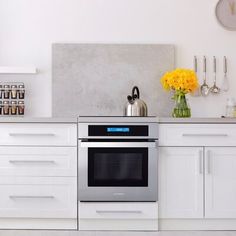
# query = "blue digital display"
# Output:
<box><xmin>107</xmin><ymin>127</ymin><xmax>130</xmax><ymax>133</ymax></box>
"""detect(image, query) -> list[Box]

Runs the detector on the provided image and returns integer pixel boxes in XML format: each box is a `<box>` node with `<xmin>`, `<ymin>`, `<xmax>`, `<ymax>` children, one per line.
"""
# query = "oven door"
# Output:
<box><xmin>78</xmin><ymin>141</ymin><xmax>158</xmax><ymax>202</ymax></box>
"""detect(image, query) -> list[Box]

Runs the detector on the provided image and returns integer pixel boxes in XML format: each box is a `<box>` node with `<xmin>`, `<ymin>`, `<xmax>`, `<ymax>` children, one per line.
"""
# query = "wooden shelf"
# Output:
<box><xmin>0</xmin><ymin>67</ymin><xmax>38</xmax><ymax>74</ymax></box>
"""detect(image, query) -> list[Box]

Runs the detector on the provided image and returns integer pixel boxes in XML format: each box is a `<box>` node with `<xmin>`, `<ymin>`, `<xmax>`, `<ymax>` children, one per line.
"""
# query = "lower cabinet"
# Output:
<box><xmin>0</xmin><ymin>177</ymin><xmax>77</xmax><ymax>230</ymax></box>
<box><xmin>79</xmin><ymin>202</ymin><xmax>158</xmax><ymax>231</ymax></box>
<box><xmin>159</xmin><ymin>146</ymin><xmax>236</xmax><ymax>220</ymax></box>
<box><xmin>159</xmin><ymin>147</ymin><xmax>204</xmax><ymax>218</ymax></box>
<box><xmin>205</xmin><ymin>147</ymin><xmax>236</xmax><ymax>218</ymax></box>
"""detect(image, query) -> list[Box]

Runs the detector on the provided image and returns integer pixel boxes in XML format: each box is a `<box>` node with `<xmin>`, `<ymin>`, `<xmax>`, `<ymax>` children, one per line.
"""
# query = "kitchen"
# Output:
<box><xmin>1</xmin><ymin>0</ymin><xmax>236</xmax><ymax>235</ymax></box>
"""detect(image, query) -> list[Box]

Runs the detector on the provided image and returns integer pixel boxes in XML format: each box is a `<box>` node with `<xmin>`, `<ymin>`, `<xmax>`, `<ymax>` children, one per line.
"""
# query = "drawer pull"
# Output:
<box><xmin>9</xmin><ymin>160</ymin><xmax>55</xmax><ymax>164</ymax></box>
<box><xmin>96</xmin><ymin>210</ymin><xmax>142</xmax><ymax>214</ymax></box>
<box><xmin>9</xmin><ymin>196</ymin><xmax>55</xmax><ymax>199</ymax></box>
<box><xmin>9</xmin><ymin>133</ymin><xmax>55</xmax><ymax>137</ymax></box>
<box><xmin>182</xmin><ymin>134</ymin><xmax>228</xmax><ymax>137</ymax></box>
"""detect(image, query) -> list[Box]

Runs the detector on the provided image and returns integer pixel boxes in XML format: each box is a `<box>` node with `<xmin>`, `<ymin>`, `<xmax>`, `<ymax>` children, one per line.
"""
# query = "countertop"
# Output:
<box><xmin>158</xmin><ymin>117</ymin><xmax>236</xmax><ymax>124</ymax></box>
<box><xmin>0</xmin><ymin>116</ymin><xmax>236</xmax><ymax>124</ymax></box>
<box><xmin>0</xmin><ymin>117</ymin><xmax>77</xmax><ymax>123</ymax></box>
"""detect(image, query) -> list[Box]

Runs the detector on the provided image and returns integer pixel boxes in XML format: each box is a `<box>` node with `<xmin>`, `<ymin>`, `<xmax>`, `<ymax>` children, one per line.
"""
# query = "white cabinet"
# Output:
<box><xmin>159</xmin><ymin>124</ymin><xmax>236</xmax><ymax>146</ymax></box>
<box><xmin>0</xmin><ymin>122</ymin><xmax>78</xmax><ymax>230</ymax></box>
<box><xmin>0</xmin><ymin>147</ymin><xmax>77</xmax><ymax>177</ymax></box>
<box><xmin>159</xmin><ymin>147</ymin><xmax>204</xmax><ymax>218</ymax></box>
<box><xmin>79</xmin><ymin>202</ymin><xmax>158</xmax><ymax>231</ymax></box>
<box><xmin>0</xmin><ymin>177</ymin><xmax>77</xmax><ymax>219</ymax></box>
<box><xmin>205</xmin><ymin>147</ymin><xmax>236</xmax><ymax>218</ymax></box>
<box><xmin>0</xmin><ymin>123</ymin><xmax>77</xmax><ymax>146</ymax></box>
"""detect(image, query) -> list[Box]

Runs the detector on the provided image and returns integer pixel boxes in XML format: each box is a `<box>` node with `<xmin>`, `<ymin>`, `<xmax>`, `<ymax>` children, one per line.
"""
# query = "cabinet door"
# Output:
<box><xmin>205</xmin><ymin>147</ymin><xmax>236</xmax><ymax>218</ymax></box>
<box><xmin>159</xmin><ymin>147</ymin><xmax>204</xmax><ymax>218</ymax></box>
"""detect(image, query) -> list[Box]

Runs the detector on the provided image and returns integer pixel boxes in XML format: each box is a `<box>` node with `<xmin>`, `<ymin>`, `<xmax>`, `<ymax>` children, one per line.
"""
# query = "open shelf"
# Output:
<box><xmin>0</xmin><ymin>66</ymin><xmax>38</xmax><ymax>74</ymax></box>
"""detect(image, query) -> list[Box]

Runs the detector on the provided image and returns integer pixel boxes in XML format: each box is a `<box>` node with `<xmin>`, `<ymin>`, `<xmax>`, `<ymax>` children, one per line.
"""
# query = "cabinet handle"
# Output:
<box><xmin>206</xmin><ymin>150</ymin><xmax>211</xmax><ymax>174</ymax></box>
<box><xmin>9</xmin><ymin>133</ymin><xmax>55</xmax><ymax>137</ymax></box>
<box><xmin>182</xmin><ymin>134</ymin><xmax>228</xmax><ymax>137</ymax></box>
<box><xmin>9</xmin><ymin>160</ymin><xmax>55</xmax><ymax>164</ymax></box>
<box><xmin>199</xmin><ymin>150</ymin><xmax>203</xmax><ymax>174</ymax></box>
<box><xmin>9</xmin><ymin>196</ymin><xmax>55</xmax><ymax>199</ymax></box>
<box><xmin>96</xmin><ymin>210</ymin><xmax>142</xmax><ymax>214</ymax></box>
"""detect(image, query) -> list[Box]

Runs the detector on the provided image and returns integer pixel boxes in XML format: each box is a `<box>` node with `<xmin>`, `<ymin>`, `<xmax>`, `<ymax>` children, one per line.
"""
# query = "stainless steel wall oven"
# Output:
<box><xmin>78</xmin><ymin>118</ymin><xmax>158</xmax><ymax>202</ymax></box>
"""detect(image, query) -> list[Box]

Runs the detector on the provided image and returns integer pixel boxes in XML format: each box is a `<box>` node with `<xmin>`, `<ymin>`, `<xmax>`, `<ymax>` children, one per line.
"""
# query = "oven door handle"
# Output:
<box><xmin>79</xmin><ymin>141</ymin><xmax>157</xmax><ymax>148</ymax></box>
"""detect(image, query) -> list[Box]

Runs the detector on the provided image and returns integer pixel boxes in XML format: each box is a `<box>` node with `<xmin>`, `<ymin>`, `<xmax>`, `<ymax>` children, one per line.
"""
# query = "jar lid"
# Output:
<box><xmin>227</xmin><ymin>98</ymin><xmax>235</xmax><ymax>106</ymax></box>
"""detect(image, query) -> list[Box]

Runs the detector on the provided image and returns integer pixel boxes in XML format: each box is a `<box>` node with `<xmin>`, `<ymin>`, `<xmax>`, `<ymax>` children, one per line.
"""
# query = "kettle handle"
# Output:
<box><xmin>132</xmin><ymin>86</ymin><xmax>140</xmax><ymax>99</ymax></box>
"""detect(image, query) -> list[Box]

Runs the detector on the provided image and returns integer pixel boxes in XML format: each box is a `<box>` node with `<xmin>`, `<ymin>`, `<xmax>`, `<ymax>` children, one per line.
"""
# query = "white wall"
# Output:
<box><xmin>1</xmin><ymin>0</ymin><xmax>236</xmax><ymax>117</ymax></box>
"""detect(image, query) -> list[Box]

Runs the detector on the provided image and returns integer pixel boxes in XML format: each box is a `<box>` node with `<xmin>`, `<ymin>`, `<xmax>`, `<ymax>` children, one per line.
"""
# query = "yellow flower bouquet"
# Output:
<box><xmin>161</xmin><ymin>68</ymin><xmax>199</xmax><ymax>117</ymax></box>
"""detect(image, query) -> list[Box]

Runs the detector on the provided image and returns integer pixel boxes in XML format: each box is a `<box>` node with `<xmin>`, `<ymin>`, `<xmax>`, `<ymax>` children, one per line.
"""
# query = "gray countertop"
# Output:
<box><xmin>0</xmin><ymin>117</ymin><xmax>77</xmax><ymax>123</ymax></box>
<box><xmin>0</xmin><ymin>116</ymin><xmax>235</xmax><ymax>124</ymax></box>
<box><xmin>158</xmin><ymin>117</ymin><xmax>236</xmax><ymax>124</ymax></box>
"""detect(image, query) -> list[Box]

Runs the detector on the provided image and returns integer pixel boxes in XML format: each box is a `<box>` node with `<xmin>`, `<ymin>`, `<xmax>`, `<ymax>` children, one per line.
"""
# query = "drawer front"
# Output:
<box><xmin>159</xmin><ymin>124</ymin><xmax>236</xmax><ymax>146</ymax></box>
<box><xmin>0</xmin><ymin>123</ymin><xmax>77</xmax><ymax>146</ymax></box>
<box><xmin>79</xmin><ymin>202</ymin><xmax>158</xmax><ymax>220</ymax></box>
<box><xmin>0</xmin><ymin>177</ymin><xmax>77</xmax><ymax>218</ymax></box>
<box><xmin>0</xmin><ymin>147</ymin><xmax>77</xmax><ymax>177</ymax></box>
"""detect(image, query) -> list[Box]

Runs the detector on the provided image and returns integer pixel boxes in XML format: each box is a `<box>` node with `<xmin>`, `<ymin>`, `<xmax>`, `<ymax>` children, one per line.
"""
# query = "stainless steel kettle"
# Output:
<box><xmin>124</xmin><ymin>86</ymin><xmax>148</xmax><ymax>117</ymax></box>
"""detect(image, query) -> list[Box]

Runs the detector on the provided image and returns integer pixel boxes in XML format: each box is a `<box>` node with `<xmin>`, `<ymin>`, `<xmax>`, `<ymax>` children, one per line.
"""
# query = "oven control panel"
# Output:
<box><xmin>78</xmin><ymin>122</ymin><xmax>158</xmax><ymax>139</ymax></box>
<box><xmin>88</xmin><ymin>125</ymin><xmax>148</xmax><ymax>136</ymax></box>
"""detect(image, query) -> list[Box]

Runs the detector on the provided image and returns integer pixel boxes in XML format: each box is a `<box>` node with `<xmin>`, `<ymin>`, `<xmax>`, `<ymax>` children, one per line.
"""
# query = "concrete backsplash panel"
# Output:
<box><xmin>52</xmin><ymin>44</ymin><xmax>175</xmax><ymax>117</ymax></box>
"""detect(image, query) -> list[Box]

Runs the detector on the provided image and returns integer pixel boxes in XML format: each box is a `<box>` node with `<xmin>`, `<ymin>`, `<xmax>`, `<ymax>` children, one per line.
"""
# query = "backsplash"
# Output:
<box><xmin>52</xmin><ymin>44</ymin><xmax>175</xmax><ymax>117</ymax></box>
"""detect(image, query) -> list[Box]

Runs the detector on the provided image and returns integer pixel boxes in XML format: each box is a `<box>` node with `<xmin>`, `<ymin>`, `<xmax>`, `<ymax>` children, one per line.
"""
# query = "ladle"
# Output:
<box><xmin>200</xmin><ymin>56</ymin><xmax>210</xmax><ymax>96</ymax></box>
<box><xmin>210</xmin><ymin>56</ymin><xmax>220</xmax><ymax>94</ymax></box>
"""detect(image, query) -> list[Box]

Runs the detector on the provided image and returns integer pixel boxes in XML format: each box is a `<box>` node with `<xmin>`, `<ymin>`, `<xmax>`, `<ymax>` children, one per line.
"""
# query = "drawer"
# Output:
<box><xmin>79</xmin><ymin>202</ymin><xmax>158</xmax><ymax>220</ymax></box>
<box><xmin>159</xmin><ymin>124</ymin><xmax>236</xmax><ymax>146</ymax></box>
<box><xmin>0</xmin><ymin>177</ymin><xmax>77</xmax><ymax>219</ymax></box>
<box><xmin>0</xmin><ymin>147</ymin><xmax>77</xmax><ymax>177</ymax></box>
<box><xmin>0</xmin><ymin>123</ymin><xmax>77</xmax><ymax>146</ymax></box>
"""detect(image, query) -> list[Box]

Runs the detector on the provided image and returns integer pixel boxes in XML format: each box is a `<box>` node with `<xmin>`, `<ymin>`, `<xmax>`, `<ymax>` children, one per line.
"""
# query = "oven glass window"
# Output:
<box><xmin>88</xmin><ymin>148</ymin><xmax>148</xmax><ymax>187</ymax></box>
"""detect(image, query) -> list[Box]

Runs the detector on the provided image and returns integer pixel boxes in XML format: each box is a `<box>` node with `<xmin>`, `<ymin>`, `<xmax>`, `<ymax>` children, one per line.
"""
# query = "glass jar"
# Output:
<box><xmin>0</xmin><ymin>101</ymin><xmax>2</xmax><ymax>115</ymax></box>
<box><xmin>18</xmin><ymin>84</ymin><xmax>25</xmax><ymax>99</ymax></box>
<box><xmin>172</xmin><ymin>93</ymin><xmax>191</xmax><ymax>118</ymax></box>
<box><xmin>11</xmin><ymin>85</ymin><xmax>17</xmax><ymax>99</ymax></box>
<box><xmin>10</xmin><ymin>101</ymin><xmax>17</xmax><ymax>115</ymax></box>
<box><xmin>226</xmin><ymin>98</ymin><xmax>236</xmax><ymax>118</ymax></box>
<box><xmin>3</xmin><ymin>85</ymin><xmax>10</xmax><ymax>99</ymax></box>
<box><xmin>3</xmin><ymin>101</ymin><xmax>10</xmax><ymax>115</ymax></box>
<box><xmin>18</xmin><ymin>101</ymin><xmax>25</xmax><ymax>115</ymax></box>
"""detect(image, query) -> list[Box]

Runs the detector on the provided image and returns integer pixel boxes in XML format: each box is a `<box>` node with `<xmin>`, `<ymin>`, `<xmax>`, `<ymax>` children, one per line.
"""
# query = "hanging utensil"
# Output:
<box><xmin>201</xmin><ymin>56</ymin><xmax>210</xmax><ymax>96</ymax></box>
<box><xmin>210</xmin><ymin>56</ymin><xmax>220</xmax><ymax>94</ymax></box>
<box><xmin>191</xmin><ymin>56</ymin><xmax>201</xmax><ymax>96</ymax></box>
<box><xmin>221</xmin><ymin>56</ymin><xmax>229</xmax><ymax>92</ymax></box>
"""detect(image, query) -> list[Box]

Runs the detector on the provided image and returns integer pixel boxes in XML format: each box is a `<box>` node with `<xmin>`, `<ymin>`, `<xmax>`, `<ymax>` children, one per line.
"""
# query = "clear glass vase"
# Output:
<box><xmin>172</xmin><ymin>93</ymin><xmax>191</xmax><ymax>118</ymax></box>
